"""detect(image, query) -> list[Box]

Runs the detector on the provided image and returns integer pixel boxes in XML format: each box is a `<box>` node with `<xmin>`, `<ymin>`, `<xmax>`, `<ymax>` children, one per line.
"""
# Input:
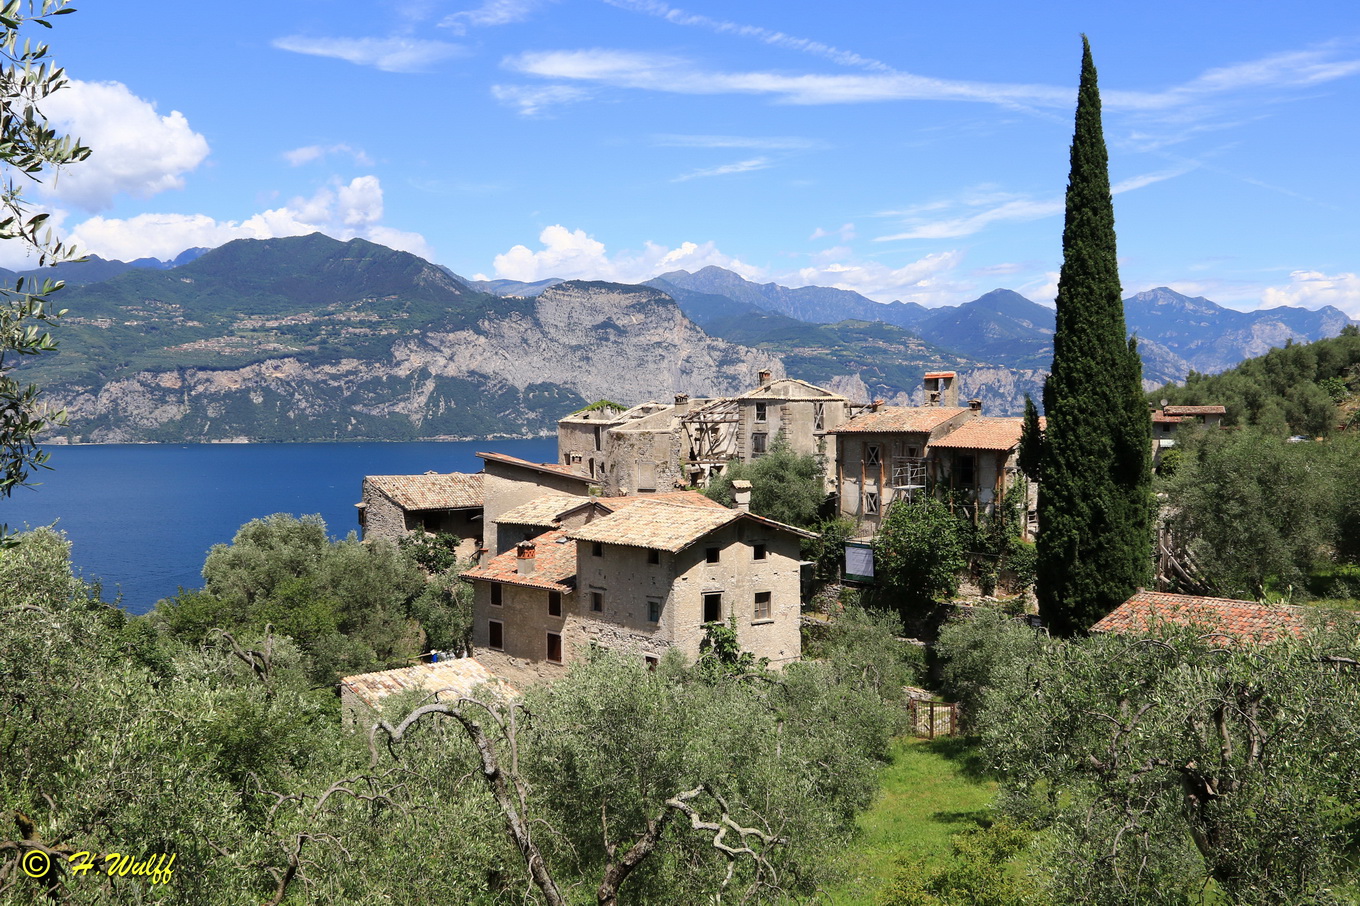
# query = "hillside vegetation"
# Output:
<box><xmin>1151</xmin><ymin>325</ymin><xmax>1360</xmax><ymax>436</ymax></box>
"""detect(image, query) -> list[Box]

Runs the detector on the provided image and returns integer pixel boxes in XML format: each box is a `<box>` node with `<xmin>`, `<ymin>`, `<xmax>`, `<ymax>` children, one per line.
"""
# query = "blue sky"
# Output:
<box><xmin>15</xmin><ymin>0</ymin><xmax>1360</xmax><ymax>316</ymax></box>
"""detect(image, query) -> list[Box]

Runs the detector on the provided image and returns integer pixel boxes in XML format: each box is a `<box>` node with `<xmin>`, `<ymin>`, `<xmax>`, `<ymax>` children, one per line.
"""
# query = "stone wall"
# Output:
<box><xmin>482</xmin><ymin>461</ymin><xmax>592</xmax><ymax>555</ymax></box>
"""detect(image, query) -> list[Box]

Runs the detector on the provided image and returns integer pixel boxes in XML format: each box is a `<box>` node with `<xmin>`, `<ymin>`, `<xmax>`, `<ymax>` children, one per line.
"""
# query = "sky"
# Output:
<box><xmin>10</xmin><ymin>0</ymin><xmax>1360</xmax><ymax>316</ymax></box>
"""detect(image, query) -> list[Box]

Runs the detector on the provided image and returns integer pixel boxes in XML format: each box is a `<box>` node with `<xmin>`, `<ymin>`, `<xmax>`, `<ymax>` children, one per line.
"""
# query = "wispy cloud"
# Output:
<box><xmin>671</xmin><ymin>157</ymin><xmax>772</xmax><ymax>182</ymax></box>
<box><xmin>500</xmin><ymin>41</ymin><xmax>1360</xmax><ymax>123</ymax></box>
<box><xmin>790</xmin><ymin>250</ymin><xmax>967</xmax><ymax>305</ymax></box>
<box><xmin>273</xmin><ymin>35</ymin><xmax>466</xmax><ymax>72</ymax></box>
<box><xmin>490</xmin><ymin>83</ymin><xmax>591</xmax><ymax>115</ymax></box>
<box><xmin>809</xmin><ymin>223</ymin><xmax>856</xmax><ymax>242</ymax></box>
<box><xmin>502</xmin><ymin>49</ymin><xmax>1072</xmax><ymax>107</ymax></box>
<box><xmin>283</xmin><ymin>143</ymin><xmax>374</xmax><ymax>167</ymax></box>
<box><xmin>1261</xmin><ymin>270</ymin><xmax>1360</xmax><ymax>319</ymax></box>
<box><xmin>652</xmin><ymin>133</ymin><xmax>822</xmax><ymax>150</ymax></box>
<box><xmin>442</xmin><ymin>0</ymin><xmax>551</xmax><ymax>34</ymax></box>
<box><xmin>603</xmin><ymin>0</ymin><xmax>894</xmax><ymax>73</ymax></box>
<box><xmin>876</xmin><ymin>166</ymin><xmax>1196</xmax><ymax>241</ymax></box>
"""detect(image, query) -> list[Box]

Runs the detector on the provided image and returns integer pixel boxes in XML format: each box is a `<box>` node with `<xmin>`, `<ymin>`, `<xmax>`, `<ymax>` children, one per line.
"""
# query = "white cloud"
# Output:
<box><xmin>283</xmin><ymin>143</ymin><xmax>374</xmax><ymax>167</ymax></box>
<box><xmin>65</xmin><ymin>176</ymin><xmax>434</xmax><ymax>263</ymax></box>
<box><xmin>788</xmin><ymin>250</ymin><xmax>965</xmax><ymax>305</ymax></box>
<box><xmin>1262</xmin><ymin>270</ymin><xmax>1360</xmax><ymax>319</ymax></box>
<box><xmin>503</xmin><ymin>49</ymin><xmax>1072</xmax><ymax>107</ymax></box>
<box><xmin>491</xmin><ymin>225</ymin><xmax>761</xmax><ymax>283</ymax></box>
<box><xmin>1018</xmin><ymin>271</ymin><xmax>1060</xmax><ymax>305</ymax></box>
<box><xmin>490</xmin><ymin>83</ymin><xmax>591</xmax><ymax>115</ymax></box>
<box><xmin>273</xmin><ymin>35</ymin><xmax>465</xmax><ymax>72</ymax></box>
<box><xmin>809</xmin><ymin>223</ymin><xmax>855</xmax><ymax>242</ymax></box>
<box><xmin>671</xmin><ymin>157</ymin><xmax>771</xmax><ymax>182</ymax></box>
<box><xmin>38</xmin><ymin>80</ymin><xmax>209</xmax><ymax>212</ymax></box>
<box><xmin>442</xmin><ymin>0</ymin><xmax>548</xmax><ymax>34</ymax></box>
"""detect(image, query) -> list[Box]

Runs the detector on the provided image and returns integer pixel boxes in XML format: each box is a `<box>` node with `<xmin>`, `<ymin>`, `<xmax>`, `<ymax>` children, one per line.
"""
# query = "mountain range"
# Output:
<box><xmin>12</xmin><ymin>234</ymin><xmax>1355</xmax><ymax>443</ymax></box>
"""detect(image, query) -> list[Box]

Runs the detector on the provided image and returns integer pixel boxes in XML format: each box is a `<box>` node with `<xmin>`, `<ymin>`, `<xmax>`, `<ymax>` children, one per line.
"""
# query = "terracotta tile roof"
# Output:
<box><xmin>367</xmin><ymin>472</ymin><xmax>483</xmax><ymax>510</ymax></box>
<box><xmin>1091</xmin><ymin>590</ymin><xmax>1307</xmax><ymax>644</ymax></box>
<box><xmin>341</xmin><ymin>657</ymin><xmax>514</xmax><ymax>710</ymax></box>
<box><xmin>477</xmin><ymin>451</ymin><xmax>594</xmax><ymax>484</ymax></box>
<box><xmin>1163</xmin><ymin>405</ymin><xmax>1226</xmax><ymax>417</ymax></box>
<box><xmin>1151</xmin><ymin>410</ymin><xmax>1185</xmax><ymax>424</ymax></box>
<box><xmin>460</xmin><ymin>528</ymin><xmax>579</xmax><ymax>592</ymax></box>
<box><xmin>829</xmin><ymin>407</ymin><xmax>971</xmax><ymax>435</ymax></box>
<box><xmin>496</xmin><ymin>495</ymin><xmax>588</xmax><ymax>526</ymax></box>
<box><xmin>929</xmin><ymin>417</ymin><xmax>1025</xmax><ymax>451</ymax></box>
<box><xmin>598</xmin><ymin>489</ymin><xmax>728</xmax><ymax>510</ymax></box>
<box><xmin>923</xmin><ymin>371</ymin><xmax>957</xmax><ymax>380</ymax></box>
<box><xmin>567</xmin><ymin>499</ymin><xmax>815</xmax><ymax>552</ymax></box>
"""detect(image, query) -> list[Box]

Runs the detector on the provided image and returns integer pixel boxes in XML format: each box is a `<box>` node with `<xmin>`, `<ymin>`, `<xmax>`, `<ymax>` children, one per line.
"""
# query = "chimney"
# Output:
<box><xmin>515</xmin><ymin>541</ymin><xmax>537</xmax><ymax>575</ymax></box>
<box><xmin>674</xmin><ymin>392</ymin><xmax>689</xmax><ymax>407</ymax></box>
<box><xmin>871</xmin><ymin>398</ymin><xmax>884</xmax><ymax>412</ymax></box>
<box><xmin>731</xmin><ymin>479</ymin><xmax>753</xmax><ymax>512</ymax></box>
<box><xmin>757</xmin><ymin>369</ymin><xmax>772</xmax><ymax>387</ymax></box>
<box><xmin>968</xmin><ymin>399</ymin><xmax>982</xmax><ymax>412</ymax></box>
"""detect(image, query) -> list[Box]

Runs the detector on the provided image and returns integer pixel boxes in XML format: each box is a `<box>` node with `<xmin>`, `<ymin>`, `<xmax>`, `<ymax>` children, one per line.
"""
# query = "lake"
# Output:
<box><xmin>2</xmin><ymin>439</ymin><xmax>559</xmax><ymax>615</ymax></box>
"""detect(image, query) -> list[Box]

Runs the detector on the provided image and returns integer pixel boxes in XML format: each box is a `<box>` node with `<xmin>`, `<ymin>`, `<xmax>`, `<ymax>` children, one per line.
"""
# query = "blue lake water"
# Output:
<box><xmin>3</xmin><ymin>439</ymin><xmax>558</xmax><ymax>615</ymax></box>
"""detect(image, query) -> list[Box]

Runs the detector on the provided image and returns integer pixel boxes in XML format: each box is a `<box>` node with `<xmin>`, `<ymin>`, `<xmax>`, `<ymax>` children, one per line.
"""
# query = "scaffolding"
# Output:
<box><xmin>889</xmin><ymin>456</ymin><xmax>927</xmax><ymax>506</ymax></box>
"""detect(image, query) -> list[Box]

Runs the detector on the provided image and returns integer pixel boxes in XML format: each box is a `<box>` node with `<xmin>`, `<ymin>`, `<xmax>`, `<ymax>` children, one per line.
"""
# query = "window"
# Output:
<box><xmin>591</xmin><ymin>591</ymin><xmax>604</xmax><ymax>612</ymax></box>
<box><xmin>754</xmin><ymin>591</ymin><xmax>771</xmax><ymax>620</ymax></box>
<box><xmin>751</xmin><ymin>432</ymin><xmax>768</xmax><ymax>456</ymax></box>
<box><xmin>491</xmin><ymin>584</ymin><xmax>503</xmax><ymax>607</ymax></box>
<box><xmin>865</xmin><ymin>490</ymin><xmax>880</xmax><ymax>516</ymax></box>
<box><xmin>548</xmin><ymin>591</ymin><xmax>562</xmax><ymax>616</ymax></box>
<box><xmin>644</xmin><ymin>656</ymin><xmax>658</xmax><ymax>671</ymax></box>
<box><xmin>752</xmin><ymin>543</ymin><xmax>767</xmax><ymax>561</ymax></box>
<box><xmin>703</xmin><ymin>592</ymin><xmax>723</xmax><ymax>623</ymax></box>
<box><xmin>647</xmin><ymin>549</ymin><xmax>660</xmax><ymax>565</ymax></box>
<box><xmin>813</xmin><ymin>402</ymin><xmax>825</xmax><ymax>431</ymax></box>
<box><xmin>957</xmin><ymin>454</ymin><xmax>976</xmax><ymax>487</ymax></box>
<box><xmin>866</xmin><ymin>444</ymin><xmax>881</xmax><ymax>466</ymax></box>
<box><xmin>593</xmin><ymin>425</ymin><xmax>603</xmax><ymax>451</ymax></box>
<box><xmin>423</xmin><ymin>513</ymin><xmax>442</xmax><ymax>533</ymax></box>
<box><xmin>591</xmin><ymin>541</ymin><xmax>603</xmax><ymax>557</ymax></box>
<box><xmin>546</xmin><ymin>632</ymin><xmax>562</xmax><ymax>663</ymax></box>
<box><xmin>488</xmin><ymin>620</ymin><xmax>504</xmax><ymax>650</ymax></box>
<box><xmin>755</xmin><ymin>401</ymin><xmax>768</xmax><ymax>423</ymax></box>
<box><xmin>706</xmin><ymin>547</ymin><xmax>720</xmax><ymax>564</ymax></box>
<box><xmin>647</xmin><ymin>598</ymin><xmax>661</xmax><ymax>623</ymax></box>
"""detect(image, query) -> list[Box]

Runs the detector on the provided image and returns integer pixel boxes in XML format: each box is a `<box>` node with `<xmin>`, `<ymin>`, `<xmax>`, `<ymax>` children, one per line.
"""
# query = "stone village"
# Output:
<box><xmin>342</xmin><ymin>370</ymin><xmax>1237</xmax><ymax>720</ymax></box>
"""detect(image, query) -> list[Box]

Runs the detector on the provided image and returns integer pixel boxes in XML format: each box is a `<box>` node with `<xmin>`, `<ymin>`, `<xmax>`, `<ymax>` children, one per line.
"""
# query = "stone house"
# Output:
<box><xmin>556</xmin><ymin>373</ymin><xmax>853</xmax><ymax>494</ymax></box>
<box><xmin>358</xmin><ymin>472</ymin><xmax>484</xmax><ymax>559</ymax></box>
<box><xmin>460</xmin><ymin>493</ymin><xmax>814</xmax><ymax>688</ymax></box>
<box><xmin>477</xmin><ymin>451</ymin><xmax>596</xmax><ymax>555</ymax></box>
<box><xmin>1151</xmin><ymin>404</ymin><xmax>1227</xmax><ymax>467</ymax></box>
<box><xmin>926</xmin><ymin>415</ymin><xmax>1035</xmax><ymax>534</ymax></box>
<box><xmin>828</xmin><ymin>402</ymin><xmax>978</xmax><ymax>533</ymax></box>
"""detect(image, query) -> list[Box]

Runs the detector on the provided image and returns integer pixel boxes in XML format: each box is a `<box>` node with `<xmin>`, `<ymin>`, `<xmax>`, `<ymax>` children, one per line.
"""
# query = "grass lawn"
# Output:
<box><xmin>818</xmin><ymin>735</ymin><xmax>997</xmax><ymax>905</ymax></box>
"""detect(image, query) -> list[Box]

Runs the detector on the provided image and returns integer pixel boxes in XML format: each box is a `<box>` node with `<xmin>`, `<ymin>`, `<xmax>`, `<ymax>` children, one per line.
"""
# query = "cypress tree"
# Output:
<box><xmin>1036</xmin><ymin>37</ymin><xmax>1153</xmax><ymax>635</ymax></box>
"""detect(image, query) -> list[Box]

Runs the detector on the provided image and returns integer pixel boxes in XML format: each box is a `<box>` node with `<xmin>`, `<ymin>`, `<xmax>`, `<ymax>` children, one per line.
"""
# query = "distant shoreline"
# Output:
<box><xmin>40</xmin><ymin>432</ymin><xmax>557</xmax><ymax>447</ymax></box>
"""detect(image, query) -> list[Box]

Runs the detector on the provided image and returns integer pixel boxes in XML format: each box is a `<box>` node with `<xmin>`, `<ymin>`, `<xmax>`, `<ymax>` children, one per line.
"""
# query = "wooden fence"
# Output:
<box><xmin>908</xmin><ymin>698</ymin><xmax>959</xmax><ymax>739</ymax></box>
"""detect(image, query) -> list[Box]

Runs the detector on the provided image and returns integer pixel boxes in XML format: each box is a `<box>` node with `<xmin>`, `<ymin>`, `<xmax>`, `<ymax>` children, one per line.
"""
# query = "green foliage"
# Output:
<box><xmin>936</xmin><ymin>608</ymin><xmax>1045</xmax><ymax>732</ymax></box>
<box><xmin>977</xmin><ymin>623</ymin><xmax>1360</xmax><ymax>904</ymax></box>
<box><xmin>696</xmin><ymin>614</ymin><xmax>768</xmax><ymax>677</ymax></box>
<box><xmin>1036</xmin><ymin>39</ymin><xmax>1153</xmax><ymax>635</ymax></box>
<box><xmin>152</xmin><ymin>513</ymin><xmax>429</xmax><ymax>684</ymax></box>
<box><xmin>398</xmin><ymin>529</ymin><xmax>462</xmax><ymax>573</ymax></box>
<box><xmin>804</xmin><ymin>603</ymin><xmax>924</xmax><ymax>701</ymax></box>
<box><xmin>873</xmin><ymin>497</ymin><xmax>967</xmax><ymax>617</ymax></box>
<box><xmin>705</xmin><ymin>434</ymin><xmax>827</xmax><ymax>528</ymax></box>
<box><xmin>803</xmin><ymin>515</ymin><xmax>856</xmax><ymax>589</ymax></box>
<box><xmin>571</xmin><ymin>398</ymin><xmax>627</xmax><ymax>414</ymax></box>
<box><xmin>0</xmin><ymin>0</ymin><xmax>92</xmax><ymax>541</ymax></box>
<box><xmin>1151</xmin><ymin>327</ymin><xmax>1360</xmax><ymax>437</ymax></box>
<box><xmin>1164</xmin><ymin>428</ymin><xmax>1358</xmax><ymax>598</ymax></box>
<box><xmin>879</xmin><ymin>821</ymin><xmax>1040</xmax><ymax>906</ymax></box>
<box><xmin>1017</xmin><ymin>395</ymin><xmax>1042</xmax><ymax>481</ymax></box>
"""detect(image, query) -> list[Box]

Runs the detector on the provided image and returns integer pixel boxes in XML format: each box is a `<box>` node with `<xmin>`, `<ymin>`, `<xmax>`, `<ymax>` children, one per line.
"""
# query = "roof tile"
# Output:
<box><xmin>367</xmin><ymin>472</ymin><xmax>483</xmax><ymax>510</ymax></box>
<box><xmin>341</xmin><ymin>657</ymin><xmax>514</xmax><ymax>709</ymax></box>
<box><xmin>929</xmin><ymin>417</ymin><xmax>1025</xmax><ymax>451</ymax></box>
<box><xmin>1091</xmin><ymin>590</ymin><xmax>1307</xmax><ymax>645</ymax></box>
<box><xmin>829</xmin><ymin>406</ymin><xmax>971</xmax><ymax>435</ymax></box>
<box><xmin>460</xmin><ymin>528</ymin><xmax>579</xmax><ymax>591</ymax></box>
